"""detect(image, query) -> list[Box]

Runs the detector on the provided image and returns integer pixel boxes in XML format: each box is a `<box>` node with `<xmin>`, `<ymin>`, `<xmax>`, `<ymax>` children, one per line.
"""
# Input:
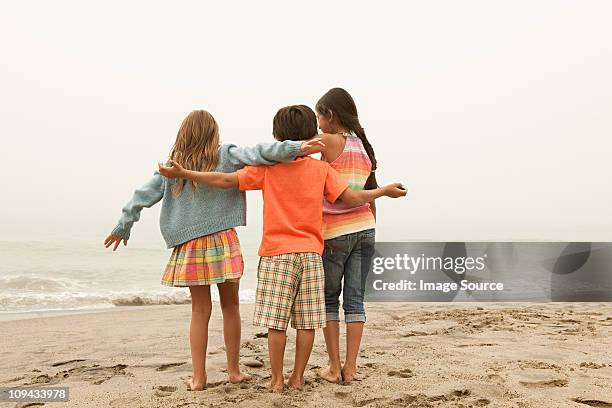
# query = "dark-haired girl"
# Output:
<box><xmin>315</xmin><ymin>88</ymin><xmax>379</xmax><ymax>383</ymax></box>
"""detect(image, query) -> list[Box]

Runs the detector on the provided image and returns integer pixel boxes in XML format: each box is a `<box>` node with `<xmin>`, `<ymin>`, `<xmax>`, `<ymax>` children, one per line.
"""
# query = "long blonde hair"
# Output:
<box><xmin>169</xmin><ymin>110</ymin><xmax>220</xmax><ymax>196</ymax></box>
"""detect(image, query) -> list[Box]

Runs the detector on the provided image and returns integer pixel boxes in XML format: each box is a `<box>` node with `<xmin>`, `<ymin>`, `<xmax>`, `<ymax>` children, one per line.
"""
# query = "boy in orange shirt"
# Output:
<box><xmin>159</xmin><ymin>105</ymin><xmax>406</xmax><ymax>392</ymax></box>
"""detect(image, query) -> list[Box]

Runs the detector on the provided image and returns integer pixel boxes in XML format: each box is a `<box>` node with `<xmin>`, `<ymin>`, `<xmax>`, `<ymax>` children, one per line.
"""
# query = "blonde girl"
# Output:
<box><xmin>104</xmin><ymin>110</ymin><xmax>320</xmax><ymax>390</ymax></box>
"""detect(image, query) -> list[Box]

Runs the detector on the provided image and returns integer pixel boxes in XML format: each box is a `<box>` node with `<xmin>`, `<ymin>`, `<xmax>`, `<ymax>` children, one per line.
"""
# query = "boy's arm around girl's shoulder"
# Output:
<box><xmin>158</xmin><ymin>160</ymin><xmax>240</xmax><ymax>190</ymax></box>
<box><xmin>224</xmin><ymin>140</ymin><xmax>302</xmax><ymax>170</ymax></box>
<box><xmin>110</xmin><ymin>171</ymin><xmax>165</xmax><ymax>241</ymax></box>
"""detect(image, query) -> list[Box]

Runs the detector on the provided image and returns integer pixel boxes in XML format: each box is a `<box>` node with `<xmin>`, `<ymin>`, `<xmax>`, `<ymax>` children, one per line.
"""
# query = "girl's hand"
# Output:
<box><xmin>104</xmin><ymin>234</ymin><xmax>127</xmax><ymax>251</ymax></box>
<box><xmin>158</xmin><ymin>160</ymin><xmax>185</xmax><ymax>179</ymax></box>
<box><xmin>299</xmin><ymin>137</ymin><xmax>325</xmax><ymax>155</ymax></box>
<box><xmin>383</xmin><ymin>183</ymin><xmax>407</xmax><ymax>198</ymax></box>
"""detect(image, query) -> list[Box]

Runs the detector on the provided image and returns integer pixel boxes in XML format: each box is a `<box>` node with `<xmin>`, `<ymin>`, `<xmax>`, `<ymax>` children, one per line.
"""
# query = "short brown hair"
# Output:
<box><xmin>272</xmin><ymin>105</ymin><xmax>317</xmax><ymax>141</ymax></box>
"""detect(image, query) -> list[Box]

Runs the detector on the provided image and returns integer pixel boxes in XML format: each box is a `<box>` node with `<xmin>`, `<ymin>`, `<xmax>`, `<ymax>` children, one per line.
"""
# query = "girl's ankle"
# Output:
<box><xmin>190</xmin><ymin>374</ymin><xmax>207</xmax><ymax>391</ymax></box>
<box><xmin>329</xmin><ymin>361</ymin><xmax>342</xmax><ymax>374</ymax></box>
<box><xmin>269</xmin><ymin>375</ymin><xmax>284</xmax><ymax>392</ymax></box>
<box><xmin>193</xmin><ymin>372</ymin><xmax>207</xmax><ymax>381</ymax></box>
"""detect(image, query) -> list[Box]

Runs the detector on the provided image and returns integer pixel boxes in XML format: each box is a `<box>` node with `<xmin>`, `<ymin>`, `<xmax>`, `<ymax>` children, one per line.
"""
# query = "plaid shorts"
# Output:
<box><xmin>253</xmin><ymin>252</ymin><xmax>325</xmax><ymax>331</ymax></box>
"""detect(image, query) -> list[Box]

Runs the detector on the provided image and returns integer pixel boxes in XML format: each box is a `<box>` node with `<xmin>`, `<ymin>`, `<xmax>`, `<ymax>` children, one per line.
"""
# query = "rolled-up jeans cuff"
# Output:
<box><xmin>326</xmin><ymin>311</ymin><xmax>340</xmax><ymax>321</ymax></box>
<box><xmin>345</xmin><ymin>313</ymin><xmax>366</xmax><ymax>323</ymax></box>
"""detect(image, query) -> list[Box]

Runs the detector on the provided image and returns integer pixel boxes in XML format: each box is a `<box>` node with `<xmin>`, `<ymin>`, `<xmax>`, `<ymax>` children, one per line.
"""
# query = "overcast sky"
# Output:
<box><xmin>1</xmin><ymin>1</ymin><xmax>611</xmax><ymax>247</ymax></box>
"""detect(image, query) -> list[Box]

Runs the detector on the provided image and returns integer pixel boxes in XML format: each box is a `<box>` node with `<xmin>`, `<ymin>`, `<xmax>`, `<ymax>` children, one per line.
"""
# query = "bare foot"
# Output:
<box><xmin>342</xmin><ymin>366</ymin><xmax>357</xmax><ymax>382</ymax></box>
<box><xmin>188</xmin><ymin>376</ymin><xmax>206</xmax><ymax>391</ymax></box>
<box><xmin>287</xmin><ymin>374</ymin><xmax>304</xmax><ymax>390</ymax></box>
<box><xmin>269</xmin><ymin>376</ymin><xmax>284</xmax><ymax>393</ymax></box>
<box><xmin>228</xmin><ymin>371</ymin><xmax>253</xmax><ymax>384</ymax></box>
<box><xmin>317</xmin><ymin>365</ymin><xmax>342</xmax><ymax>383</ymax></box>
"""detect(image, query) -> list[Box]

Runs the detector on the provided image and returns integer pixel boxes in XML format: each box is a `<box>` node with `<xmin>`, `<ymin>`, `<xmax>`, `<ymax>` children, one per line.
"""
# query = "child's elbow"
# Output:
<box><xmin>343</xmin><ymin>197</ymin><xmax>358</xmax><ymax>206</ymax></box>
<box><xmin>339</xmin><ymin>193</ymin><xmax>359</xmax><ymax>207</ymax></box>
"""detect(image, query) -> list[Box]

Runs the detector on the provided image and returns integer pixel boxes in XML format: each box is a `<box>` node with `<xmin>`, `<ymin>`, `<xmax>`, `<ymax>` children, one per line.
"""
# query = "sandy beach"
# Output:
<box><xmin>1</xmin><ymin>303</ymin><xmax>611</xmax><ymax>408</ymax></box>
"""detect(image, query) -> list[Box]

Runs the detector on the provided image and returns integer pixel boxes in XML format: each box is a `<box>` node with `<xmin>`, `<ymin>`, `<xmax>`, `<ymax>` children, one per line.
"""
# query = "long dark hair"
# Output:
<box><xmin>316</xmin><ymin>88</ymin><xmax>378</xmax><ymax>189</ymax></box>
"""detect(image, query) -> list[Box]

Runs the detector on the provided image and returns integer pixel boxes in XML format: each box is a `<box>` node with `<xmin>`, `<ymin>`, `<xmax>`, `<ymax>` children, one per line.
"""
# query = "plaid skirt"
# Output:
<box><xmin>162</xmin><ymin>228</ymin><xmax>244</xmax><ymax>287</ymax></box>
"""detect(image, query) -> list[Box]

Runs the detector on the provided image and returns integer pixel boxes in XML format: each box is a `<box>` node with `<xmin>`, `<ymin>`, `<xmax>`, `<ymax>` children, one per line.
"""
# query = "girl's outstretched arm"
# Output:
<box><xmin>159</xmin><ymin>161</ymin><xmax>239</xmax><ymax>189</ymax></box>
<box><xmin>226</xmin><ymin>137</ymin><xmax>324</xmax><ymax>168</ymax></box>
<box><xmin>338</xmin><ymin>183</ymin><xmax>406</xmax><ymax>207</ymax></box>
<box><xmin>105</xmin><ymin>171</ymin><xmax>165</xmax><ymax>251</ymax></box>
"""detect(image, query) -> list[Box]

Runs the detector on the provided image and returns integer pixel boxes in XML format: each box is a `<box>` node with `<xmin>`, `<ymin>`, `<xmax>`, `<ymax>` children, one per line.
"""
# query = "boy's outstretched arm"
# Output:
<box><xmin>158</xmin><ymin>160</ymin><xmax>239</xmax><ymax>189</ymax></box>
<box><xmin>338</xmin><ymin>183</ymin><xmax>406</xmax><ymax>206</ymax></box>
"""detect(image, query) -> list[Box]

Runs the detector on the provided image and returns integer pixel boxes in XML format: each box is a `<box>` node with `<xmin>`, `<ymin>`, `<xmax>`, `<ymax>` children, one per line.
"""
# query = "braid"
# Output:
<box><xmin>353</xmin><ymin>126</ymin><xmax>378</xmax><ymax>189</ymax></box>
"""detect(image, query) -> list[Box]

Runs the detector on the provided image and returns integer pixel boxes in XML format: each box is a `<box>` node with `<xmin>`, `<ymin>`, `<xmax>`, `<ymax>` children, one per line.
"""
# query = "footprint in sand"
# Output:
<box><xmin>207</xmin><ymin>380</ymin><xmax>227</xmax><ymax>389</ymax></box>
<box><xmin>154</xmin><ymin>385</ymin><xmax>178</xmax><ymax>392</ymax></box>
<box><xmin>520</xmin><ymin>378</ymin><xmax>568</xmax><ymax>388</ymax></box>
<box><xmin>390</xmin><ymin>389</ymin><xmax>484</xmax><ymax>406</ymax></box>
<box><xmin>26</xmin><ymin>364</ymin><xmax>129</xmax><ymax>386</ymax></box>
<box><xmin>335</xmin><ymin>391</ymin><xmax>350</xmax><ymax>400</ymax></box>
<box><xmin>387</xmin><ymin>368</ymin><xmax>414</xmax><ymax>378</ymax></box>
<box><xmin>486</xmin><ymin>373</ymin><xmax>505</xmax><ymax>384</ymax></box>
<box><xmin>580</xmin><ymin>362</ymin><xmax>607</xmax><ymax>369</ymax></box>
<box><xmin>571</xmin><ymin>398</ymin><xmax>612</xmax><ymax>407</ymax></box>
<box><xmin>456</xmin><ymin>343</ymin><xmax>497</xmax><ymax>348</ymax></box>
<box><xmin>110</xmin><ymin>397</ymin><xmax>141</xmax><ymax>407</ymax></box>
<box><xmin>450</xmin><ymin>389</ymin><xmax>471</xmax><ymax>397</ymax></box>
<box><xmin>153</xmin><ymin>390</ymin><xmax>172</xmax><ymax>398</ymax></box>
<box><xmin>241</xmin><ymin>341</ymin><xmax>262</xmax><ymax>352</ymax></box>
<box><xmin>351</xmin><ymin>396</ymin><xmax>387</xmax><ymax>407</ymax></box>
<box><xmin>400</xmin><ymin>330</ymin><xmax>433</xmax><ymax>337</ymax></box>
<box><xmin>51</xmin><ymin>359</ymin><xmax>86</xmax><ymax>367</ymax></box>
<box><xmin>508</xmin><ymin>367</ymin><xmax>569</xmax><ymax>389</ymax></box>
<box><xmin>2</xmin><ymin>375</ymin><xmax>26</xmax><ymax>383</ymax></box>
<box><xmin>156</xmin><ymin>362</ymin><xmax>186</xmax><ymax>371</ymax></box>
<box><xmin>519</xmin><ymin>361</ymin><xmax>562</xmax><ymax>371</ymax></box>
<box><xmin>153</xmin><ymin>384</ymin><xmax>178</xmax><ymax>397</ymax></box>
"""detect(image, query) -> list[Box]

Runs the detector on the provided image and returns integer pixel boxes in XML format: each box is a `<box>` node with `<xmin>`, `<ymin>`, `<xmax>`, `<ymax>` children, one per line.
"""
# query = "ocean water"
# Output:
<box><xmin>0</xmin><ymin>240</ymin><xmax>260</xmax><ymax>320</ymax></box>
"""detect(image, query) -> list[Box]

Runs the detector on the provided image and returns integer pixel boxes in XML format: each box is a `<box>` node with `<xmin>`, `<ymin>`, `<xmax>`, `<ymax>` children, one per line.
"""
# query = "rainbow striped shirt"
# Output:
<box><xmin>322</xmin><ymin>134</ymin><xmax>376</xmax><ymax>240</ymax></box>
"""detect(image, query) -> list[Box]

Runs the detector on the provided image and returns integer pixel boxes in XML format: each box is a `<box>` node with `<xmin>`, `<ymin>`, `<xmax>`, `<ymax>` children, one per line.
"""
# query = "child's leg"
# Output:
<box><xmin>320</xmin><ymin>322</ymin><xmax>341</xmax><ymax>381</ymax></box>
<box><xmin>217</xmin><ymin>280</ymin><xmax>252</xmax><ymax>383</ymax></box>
<box><xmin>289</xmin><ymin>253</ymin><xmax>326</xmax><ymax>389</ymax></box>
<box><xmin>344</xmin><ymin>322</ymin><xmax>364</xmax><ymax>381</ymax></box>
<box><xmin>188</xmin><ymin>285</ymin><xmax>212</xmax><ymax>390</ymax></box>
<box><xmin>253</xmin><ymin>254</ymin><xmax>299</xmax><ymax>392</ymax></box>
<box><xmin>319</xmin><ymin>239</ymin><xmax>349</xmax><ymax>383</ymax></box>
<box><xmin>341</xmin><ymin>229</ymin><xmax>375</xmax><ymax>382</ymax></box>
<box><xmin>268</xmin><ymin>328</ymin><xmax>287</xmax><ymax>392</ymax></box>
<box><xmin>288</xmin><ymin>329</ymin><xmax>315</xmax><ymax>389</ymax></box>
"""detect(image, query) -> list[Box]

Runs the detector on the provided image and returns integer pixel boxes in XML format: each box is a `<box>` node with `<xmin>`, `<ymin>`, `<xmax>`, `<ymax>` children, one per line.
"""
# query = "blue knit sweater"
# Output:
<box><xmin>111</xmin><ymin>141</ymin><xmax>302</xmax><ymax>248</ymax></box>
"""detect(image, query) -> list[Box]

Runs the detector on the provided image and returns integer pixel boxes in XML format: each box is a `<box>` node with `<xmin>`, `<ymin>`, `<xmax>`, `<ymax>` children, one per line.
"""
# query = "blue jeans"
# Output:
<box><xmin>322</xmin><ymin>228</ymin><xmax>375</xmax><ymax>323</ymax></box>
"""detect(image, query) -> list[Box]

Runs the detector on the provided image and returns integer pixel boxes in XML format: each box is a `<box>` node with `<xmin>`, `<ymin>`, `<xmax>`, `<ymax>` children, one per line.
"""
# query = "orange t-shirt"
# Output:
<box><xmin>237</xmin><ymin>157</ymin><xmax>348</xmax><ymax>256</ymax></box>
